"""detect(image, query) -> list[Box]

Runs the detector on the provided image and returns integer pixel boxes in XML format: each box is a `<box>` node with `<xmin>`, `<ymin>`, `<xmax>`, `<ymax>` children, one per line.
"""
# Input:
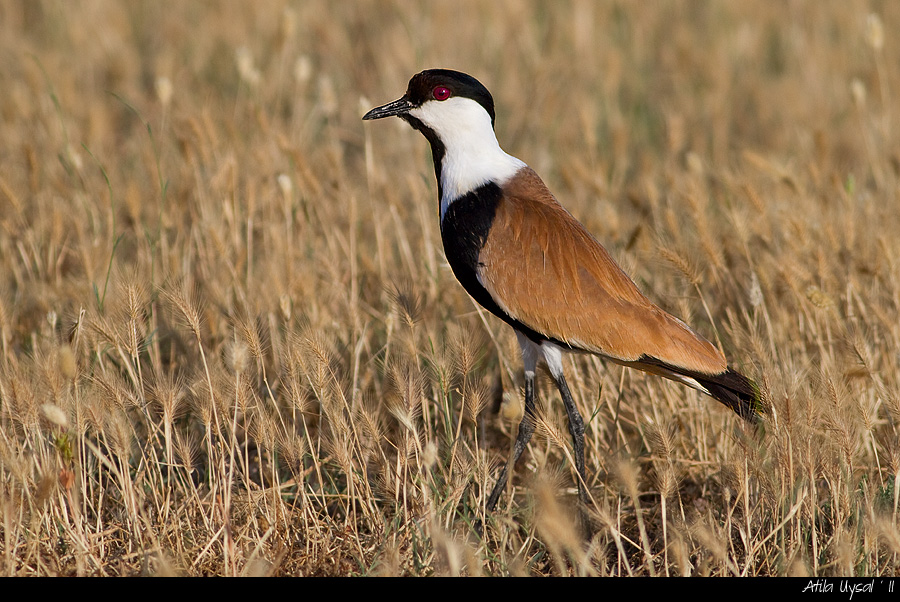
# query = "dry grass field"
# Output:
<box><xmin>1</xmin><ymin>0</ymin><xmax>900</xmax><ymax>576</ymax></box>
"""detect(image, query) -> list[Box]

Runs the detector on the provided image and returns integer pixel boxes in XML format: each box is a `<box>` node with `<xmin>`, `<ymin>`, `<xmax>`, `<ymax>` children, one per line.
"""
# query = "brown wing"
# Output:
<box><xmin>478</xmin><ymin>168</ymin><xmax>727</xmax><ymax>375</ymax></box>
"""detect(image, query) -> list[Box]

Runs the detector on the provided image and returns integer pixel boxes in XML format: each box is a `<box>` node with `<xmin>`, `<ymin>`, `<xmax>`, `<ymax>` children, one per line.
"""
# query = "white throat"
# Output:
<box><xmin>408</xmin><ymin>97</ymin><xmax>526</xmax><ymax>220</ymax></box>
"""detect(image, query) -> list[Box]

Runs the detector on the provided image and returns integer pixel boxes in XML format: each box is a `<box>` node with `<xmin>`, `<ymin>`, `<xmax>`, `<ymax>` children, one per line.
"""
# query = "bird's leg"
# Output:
<box><xmin>540</xmin><ymin>343</ymin><xmax>590</xmax><ymax>505</ymax></box>
<box><xmin>486</xmin><ymin>372</ymin><xmax>535</xmax><ymax>511</ymax></box>
<box><xmin>552</xmin><ymin>371</ymin><xmax>590</xmax><ymax>505</ymax></box>
<box><xmin>485</xmin><ymin>333</ymin><xmax>540</xmax><ymax>512</ymax></box>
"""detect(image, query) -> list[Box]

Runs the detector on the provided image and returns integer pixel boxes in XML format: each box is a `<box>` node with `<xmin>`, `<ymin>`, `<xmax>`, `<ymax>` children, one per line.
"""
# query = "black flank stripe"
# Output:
<box><xmin>440</xmin><ymin>183</ymin><xmax>571</xmax><ymax>348</ymax></box>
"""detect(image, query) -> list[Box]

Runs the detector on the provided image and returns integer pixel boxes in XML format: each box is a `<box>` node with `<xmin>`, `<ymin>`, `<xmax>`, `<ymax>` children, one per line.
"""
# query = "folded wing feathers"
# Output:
<box><xmin>479</xmin><ymin>168</ymin><xmax>728</xmax><ymax>376</ymax></box>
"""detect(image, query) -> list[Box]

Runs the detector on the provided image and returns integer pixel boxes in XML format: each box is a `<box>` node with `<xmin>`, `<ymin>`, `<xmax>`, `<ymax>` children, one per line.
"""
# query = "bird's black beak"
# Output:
<box><xmin>362</xmin><ymin>96</ymin><xmax>414</xmax><ymax>120</ymax></box>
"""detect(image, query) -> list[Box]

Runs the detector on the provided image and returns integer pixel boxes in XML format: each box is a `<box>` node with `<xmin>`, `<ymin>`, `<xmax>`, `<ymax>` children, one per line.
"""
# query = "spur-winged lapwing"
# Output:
<box><xmin>363</xmin><ymin>69</ymin><xmax>763</xmax><ymax>511</ymax></box>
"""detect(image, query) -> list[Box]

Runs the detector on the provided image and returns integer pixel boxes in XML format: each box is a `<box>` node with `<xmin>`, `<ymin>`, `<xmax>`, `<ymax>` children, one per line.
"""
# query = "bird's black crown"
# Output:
<box><xmin>406</xmin><ymin>69</ymin><xmax>496</xmax><ymax>126</ymax></box>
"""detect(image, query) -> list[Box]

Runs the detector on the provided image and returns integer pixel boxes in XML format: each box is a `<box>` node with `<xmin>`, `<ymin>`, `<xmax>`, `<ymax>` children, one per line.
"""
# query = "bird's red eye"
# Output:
<box><xmin>432</xmin><ymin>86</ymin><xmax>451</xmax><ymax>101</ymax></box>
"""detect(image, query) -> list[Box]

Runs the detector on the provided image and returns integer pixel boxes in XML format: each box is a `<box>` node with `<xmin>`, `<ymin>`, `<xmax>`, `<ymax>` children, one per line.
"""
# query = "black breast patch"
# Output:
<box><xmin>440</xmin><ymin>183</ymin><xmax>568</xmax><ymax>347</ymax></box>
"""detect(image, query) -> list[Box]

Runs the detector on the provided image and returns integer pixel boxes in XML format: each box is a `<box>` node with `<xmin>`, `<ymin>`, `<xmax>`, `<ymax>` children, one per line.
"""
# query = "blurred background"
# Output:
<box><xmin>1</xmin><ymin>1</ymin><xmax>899</xmax><ymax>576</ymax></box>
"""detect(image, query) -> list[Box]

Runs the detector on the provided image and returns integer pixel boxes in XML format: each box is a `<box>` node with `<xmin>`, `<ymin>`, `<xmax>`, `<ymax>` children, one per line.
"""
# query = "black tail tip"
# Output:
<box><xmin>702</xmin><ymin>367</ymin><xmax>767</xmax><ymax>425</ymax></box>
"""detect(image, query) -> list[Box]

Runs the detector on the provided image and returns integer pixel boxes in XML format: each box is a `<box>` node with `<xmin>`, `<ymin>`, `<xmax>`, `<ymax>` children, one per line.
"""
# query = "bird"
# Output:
<box><xmin>363</xmin><ymin>69</ymin><xmax>764</xmax><ymax>511</ymax></box>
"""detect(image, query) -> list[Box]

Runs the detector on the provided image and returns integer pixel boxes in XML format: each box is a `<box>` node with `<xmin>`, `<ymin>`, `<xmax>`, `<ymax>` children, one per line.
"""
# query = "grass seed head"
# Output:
<box><xmin>866</xmin><ymin>13</ymin><xmax>885</xmax><ymax>50</ymax></box>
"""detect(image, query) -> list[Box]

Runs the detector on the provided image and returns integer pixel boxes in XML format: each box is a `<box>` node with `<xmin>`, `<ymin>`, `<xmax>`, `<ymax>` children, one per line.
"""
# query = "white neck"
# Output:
<box><xmin>408</xmin><ymin>97</ymin><xmax>526</xmax><ymax>220</ymax></box>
